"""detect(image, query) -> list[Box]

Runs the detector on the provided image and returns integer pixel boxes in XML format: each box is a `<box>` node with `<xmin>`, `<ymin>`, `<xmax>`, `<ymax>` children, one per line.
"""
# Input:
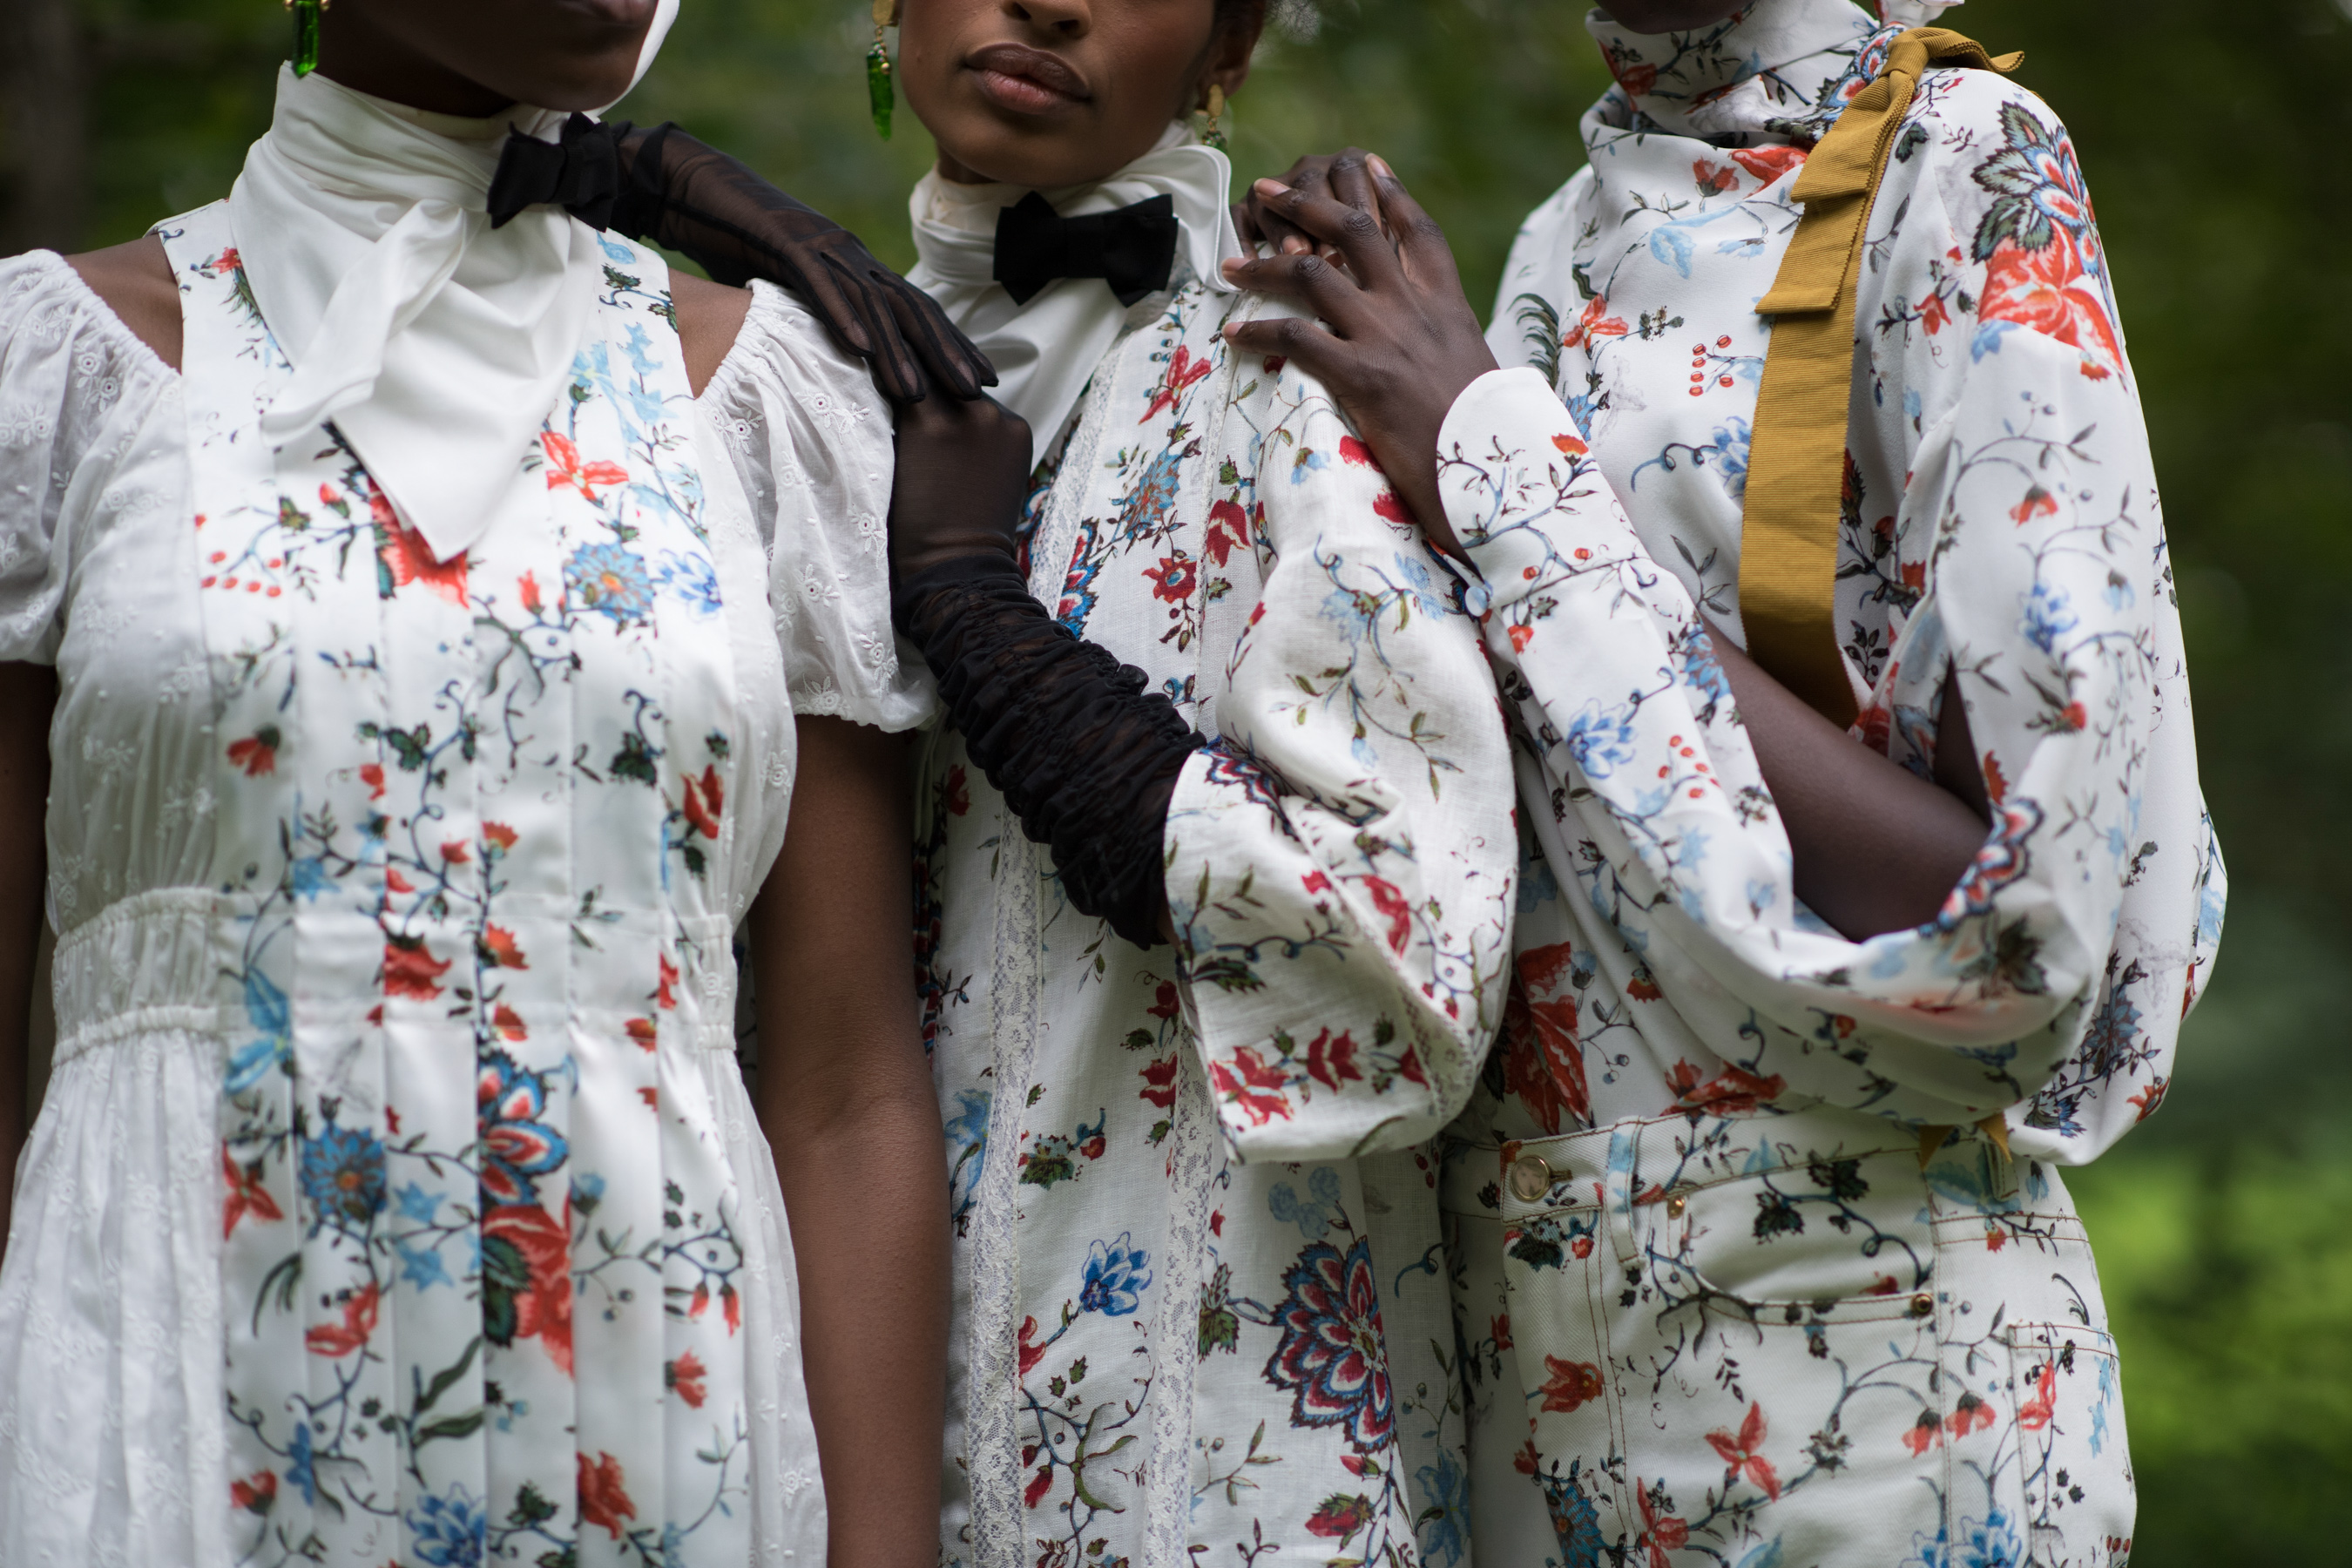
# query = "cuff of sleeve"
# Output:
<box><xmin>1436</xmin><ymin>365</ymin><xmax>1640</xmax><ymax>617</ymax></box>
<box><xmin>1163</xmin><ymin>747</ymin><xmax>1468</xmax><ymax>1162</ymax></box>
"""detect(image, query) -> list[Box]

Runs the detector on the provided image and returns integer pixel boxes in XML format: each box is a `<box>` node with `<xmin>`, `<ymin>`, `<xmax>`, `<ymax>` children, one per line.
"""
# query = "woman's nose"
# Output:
<box><xmin>1004</xmin><ymin>0</ymin><xmax>1092</xmax><ymax>37</ymax></box>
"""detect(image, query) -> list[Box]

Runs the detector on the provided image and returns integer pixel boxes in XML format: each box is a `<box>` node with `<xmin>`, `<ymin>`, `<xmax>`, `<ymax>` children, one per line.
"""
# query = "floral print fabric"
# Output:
<box><xmin>0</xmin><ymin>216</ymin><xmax>909</xmax><ymax>1564</ymax></box>
<box><xmin>170</xmin><ymin>200</ymin><xmax>758</xmax><ymax>1566</ymax></box>
<box><xmin>1424</xmin><ymin>2</ymin><xmax>2221</xmax><ymax>1563</ymax></box>
<box><xmin>918</xmin><ymin>275</ymin><xmax>1519</xmax><ymax>1567</ymax></box>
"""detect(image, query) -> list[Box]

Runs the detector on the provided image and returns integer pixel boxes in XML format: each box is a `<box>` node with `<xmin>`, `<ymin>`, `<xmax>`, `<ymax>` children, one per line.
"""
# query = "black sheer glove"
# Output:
<box><xmin>609</xmin><ymin>122</ymin><xmax>996</xmax><ymax>404</ymax></box>
<box><xmin>889</xmin><ymin>396</ymin><xmax>1200</xmax><ymax>948</ymax></box>
<box><xmin>897</xmin><ymin>557</ymin><xmax>1201</xmax><ymax>947</ymax></box>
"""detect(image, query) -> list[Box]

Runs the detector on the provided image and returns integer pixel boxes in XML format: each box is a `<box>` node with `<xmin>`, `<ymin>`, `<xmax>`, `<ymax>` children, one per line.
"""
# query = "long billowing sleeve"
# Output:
<box><xmin>1166</xmin><ymin>364</ymin><xmax>1519</xmax><ymax>1162</ymax></box>
<box><xmin>1446</xmin><ymin>320</ymin><xmax>2217</xmax><ymax>1154</ymax></box>
<box><xmin>1443</xmin><ymin>67</ymin><xmax>2221</xmax><ymax>1164</ymax></box>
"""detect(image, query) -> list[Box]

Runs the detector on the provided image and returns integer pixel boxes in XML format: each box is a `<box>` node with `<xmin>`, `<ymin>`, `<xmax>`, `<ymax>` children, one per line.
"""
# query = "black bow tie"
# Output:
<box><xmin>992</xmin><ymin>192</ymin><xmax>1179</xmax><ymax>308</ymax></box>
<box><xmin>487</xmin><ymin>112</ymin><xmax>626</xmax><ymax>232</ymax></box>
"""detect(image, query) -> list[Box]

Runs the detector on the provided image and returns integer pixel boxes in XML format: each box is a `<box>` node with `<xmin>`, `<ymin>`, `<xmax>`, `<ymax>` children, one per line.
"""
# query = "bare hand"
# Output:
<box><xmin>1231</xmin><ymin>147</ymin><xmax>1388</xmax><ymax>262</ymax></box>
<box><xmin>1220</xmin><ymin>159</ymin><xmax>1497</xmax><ymax>557</ymax></box>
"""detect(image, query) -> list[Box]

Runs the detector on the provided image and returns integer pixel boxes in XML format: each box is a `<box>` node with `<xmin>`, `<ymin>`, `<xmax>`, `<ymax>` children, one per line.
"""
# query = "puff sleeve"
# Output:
<box><xmin>1164</xmin><ymin>355</ymin><xmax>1520</xmax><ymax>1161</ymax></box>
<box><xmin>701</xmin><ymin>279</ymin><xmax>938</xmax><ymax>732</ymax></box>
<box><xmin>0</xmin><ymin>254</ymin><xmax>169</xmax><ymax>666</ymax></box>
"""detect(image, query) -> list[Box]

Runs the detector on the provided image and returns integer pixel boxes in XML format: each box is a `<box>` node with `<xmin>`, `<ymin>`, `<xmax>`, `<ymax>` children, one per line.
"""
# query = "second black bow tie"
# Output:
<box><xmin>992</xmin><ymin>192</ymin><xmax>1179</xmax><ymax>308</ymax></box>
<box><xmin>487</xmin><ymin>113</ymin><xmax>627</xmax><ymax>232</ymax></box>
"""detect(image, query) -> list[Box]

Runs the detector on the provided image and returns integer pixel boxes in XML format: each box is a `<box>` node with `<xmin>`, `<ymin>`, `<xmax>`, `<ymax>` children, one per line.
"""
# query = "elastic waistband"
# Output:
<box><xmin>51</xmin><ymin>889</ymin><xmax>226</xmax><ymax>1066</ymax></box>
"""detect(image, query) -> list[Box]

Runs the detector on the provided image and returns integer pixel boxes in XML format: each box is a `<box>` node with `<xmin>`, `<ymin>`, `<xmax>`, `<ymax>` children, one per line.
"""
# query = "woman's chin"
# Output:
<box><xmin>932</xmin><ymin>123</ymin><xmax>1123</xmax><ymax>192</ymax></box>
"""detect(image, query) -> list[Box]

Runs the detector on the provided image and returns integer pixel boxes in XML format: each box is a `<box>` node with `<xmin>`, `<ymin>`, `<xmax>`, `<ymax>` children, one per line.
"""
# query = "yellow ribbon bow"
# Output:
<box><xmin>1737</xmin><ymin>28</ymin><xmax>2024</xmax><ymax>727</ymax></box>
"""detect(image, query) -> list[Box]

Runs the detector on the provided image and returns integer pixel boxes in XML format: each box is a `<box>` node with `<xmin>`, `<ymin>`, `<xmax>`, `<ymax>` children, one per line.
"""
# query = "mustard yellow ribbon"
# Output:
<box><xmin>1738</xmin><ymin>28</ymin><xmax>2024</xmax><ymax>727</ymax></box>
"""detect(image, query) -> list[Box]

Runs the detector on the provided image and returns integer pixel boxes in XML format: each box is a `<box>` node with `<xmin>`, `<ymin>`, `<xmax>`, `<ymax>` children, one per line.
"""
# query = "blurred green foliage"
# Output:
<box><xmin>46</xmin><ymin>0</ymin><xmax>2352</xmax><ymax>1558</ymax></box>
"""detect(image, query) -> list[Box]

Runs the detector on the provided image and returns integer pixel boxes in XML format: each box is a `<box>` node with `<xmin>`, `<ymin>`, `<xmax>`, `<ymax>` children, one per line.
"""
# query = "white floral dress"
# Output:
<box><xmin>0</xmin><ymin>213</ymin><xmax>925</xmax><ymax>1567</ymax></box>
<box><xmin>1429</xmin><ymin>4</ymin><xmax>2223</xmax><ymax>1566</ymax></box>
<box><xmin>919</xmin><ymin>269</ymin><xmax>1522</xmax><ymax>1566</ymax></box>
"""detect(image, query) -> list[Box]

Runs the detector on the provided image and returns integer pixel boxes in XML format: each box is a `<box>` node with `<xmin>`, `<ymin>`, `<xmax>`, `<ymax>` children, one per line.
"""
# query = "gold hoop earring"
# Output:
<box><xmin>286</xmin><ymin>0</ymin><xmax>328</xmax><ymax>78</ymax></box>
<box><xmin>868</xmin><ymin>0</ymin><xmax>902</xmax><ymax>139</ymax></box>
<box><xmin>1196</xmin><ymin>83</ymin><xmax>1227</xmax><ymax>152</ymax></box>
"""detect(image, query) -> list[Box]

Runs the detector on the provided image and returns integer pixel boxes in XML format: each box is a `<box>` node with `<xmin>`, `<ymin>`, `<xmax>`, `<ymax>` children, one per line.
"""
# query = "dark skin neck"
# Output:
<box><xmin>314</xmin><ymin>17</ymin><xmax>516</xmax><ymax>118</ymax></box>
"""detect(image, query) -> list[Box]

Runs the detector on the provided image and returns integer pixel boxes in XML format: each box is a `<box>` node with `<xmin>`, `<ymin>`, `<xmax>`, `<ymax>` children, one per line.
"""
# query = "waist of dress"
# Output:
<box><xmin>51</xmin><ymin>887</ymin><xmax>745</xmax><ymax>1067</ymax></box>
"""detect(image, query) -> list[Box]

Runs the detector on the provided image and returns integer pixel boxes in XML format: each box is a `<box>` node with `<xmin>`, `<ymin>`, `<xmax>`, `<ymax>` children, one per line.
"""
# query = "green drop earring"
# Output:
<box><xmin>1195</xmin><ymin>84</ymin><xmax>1227</xmax><ymax>152</ymax></box>
<box><xmin>286</xmin><ymin>0</ymin><xmax>327</xmax><ymax>78</ymax></box>
<box><xmin>868</xmin><ymin>0</ymin><xmax>901</xmax><ymax>140</ymax></box>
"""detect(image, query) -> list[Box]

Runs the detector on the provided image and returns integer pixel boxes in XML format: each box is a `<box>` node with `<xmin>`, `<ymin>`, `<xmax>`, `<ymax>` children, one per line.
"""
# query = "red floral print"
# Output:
<box><xmin>1979</xmin><ymin>227</ymin><xmax>2125</xmax><ymax>381</ymax></box>
<box><xmin>303</xmin><ymin>1281</ymin><xmax>381</xmax><ymax>1358</ymax></box>
<box><xmin>667</xmin><ymin>1350</ymin><xmax>708</xmax><ymax>1409</ymax></box>
<box><xmin>382</xmin><ymin>936</ymin><xmax>451</xmax><ymax>1000</ymax></box>
<box><xmin>222</xmin><ymin>1147</ymin><xmax>283</xmax><ymax>1237</ymax></box>
<box><xmin>1503</xmin><ymin>943</ymin><xmax>1591</xmax><ymax>1134</ymax></box>
<box><xmin>541</xmin><ymin>430</ymin><xmax>632</xmax><ymax>504</ymax></box>
<box><xmin>1540</xmin><ymin>1355</ymin><xmax>1604</xmax><ymax>1413</ymax></box>
<box><xmin>578</xmin><ymin>1450</ymin><xmax>638</xmax><ymax>1538</ymax></box>
<box><xmin>1210</xmin><ymin>1046</ymin><xmax>1296</xmax><ymax>1126</ymax></box>
<box><xmin>484</xmin><ymin>1202</ymin><xmax>575</xmax><ymax>1374</ymax></box>
<box><xmin>375</xmin><ymin>494</ymin><xmax>469</xmax><ymax>605</ymax></box>
<box><xmin>1705</xmin><ymin>1402</ymin><xmax>1781</xmax><ymax>1499</ymax></box>
<box><xmin>1139</xmin><ymin>343</ymin><xmax>1215</xmax><ymax>423</ymax></box>
<box><xmin>226</xmin><ymin>727</ymin><xmax>281</xmax><ymax>777</ymax></box>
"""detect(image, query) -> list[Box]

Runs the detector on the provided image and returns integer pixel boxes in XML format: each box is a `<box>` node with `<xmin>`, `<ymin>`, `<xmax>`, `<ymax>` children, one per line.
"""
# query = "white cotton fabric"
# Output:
<box><xmin>228</xmin><ymin>69</ymin><xmax>598</xmax><ymax>564</ymax></box>
<box><xmin>906</xmin><ymin>121</ymin><xmax>1243</xmax><ymax>467</ymax></box>
<box><xmin>0</xmin><ymin>253</ymin><xmax>928</xmax><ymax>1563</ymax></box>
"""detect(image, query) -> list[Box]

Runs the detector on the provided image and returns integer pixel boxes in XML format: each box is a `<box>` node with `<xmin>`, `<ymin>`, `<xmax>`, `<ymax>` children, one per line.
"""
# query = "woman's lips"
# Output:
<box><xmin>965</xmin><ymin>44</ymin><xmax>1090</xmax><ymax>116</ymax></box>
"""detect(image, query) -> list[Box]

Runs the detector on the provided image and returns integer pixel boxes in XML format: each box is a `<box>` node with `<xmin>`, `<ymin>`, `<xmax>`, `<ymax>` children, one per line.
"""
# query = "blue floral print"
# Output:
<box><xmin>1077</xmin><ymin>1233</ymin><xmax>1152</xmax><ymax>1316</ymax></box>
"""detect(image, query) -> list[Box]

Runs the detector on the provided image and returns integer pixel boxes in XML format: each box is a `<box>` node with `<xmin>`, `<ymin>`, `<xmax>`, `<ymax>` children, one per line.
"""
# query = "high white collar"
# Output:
<box><xmin>908</xmin><ymin>122</ymin><xmax>1244</xmax><ymax>469</ymax></box>
<box><xmin>1586</xmin><ymin>0</ymin><xmax>1962</xmax><ymax>139</ymax></box>
<box><xmin>222</xmin><ymin>29</ymin><xmax>675</xmax><ymax>564</ymax></box>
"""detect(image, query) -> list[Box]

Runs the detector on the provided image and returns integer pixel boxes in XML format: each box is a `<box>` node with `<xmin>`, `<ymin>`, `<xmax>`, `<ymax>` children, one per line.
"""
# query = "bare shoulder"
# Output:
<box><xmin>670</xmin><ymin>269</ymin><xmax>753</xmax><ymax>400</ymax></box>
<box><xmin>64</xmin><ymin>233</ymin><xmax>180</xmax><ymax>374</ymax></box>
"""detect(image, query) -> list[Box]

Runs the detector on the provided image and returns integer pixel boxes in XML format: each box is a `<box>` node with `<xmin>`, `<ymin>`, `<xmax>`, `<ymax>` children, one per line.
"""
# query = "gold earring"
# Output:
<box><xmin>868</xmin><ymin>0</ymin><xmax>902</xmax><ymax>140</ymax></box>
<box><xmin>1197</xmin><ymin>83</ymin><xmax>1227</xmax><ymax>152</ymax></box>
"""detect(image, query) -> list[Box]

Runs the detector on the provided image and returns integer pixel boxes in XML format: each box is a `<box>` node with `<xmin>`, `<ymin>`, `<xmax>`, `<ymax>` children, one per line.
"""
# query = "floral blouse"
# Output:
<box><xmin>917</xmin><ymin>271</ymin><xmax>1519</xmax><ymax>1567</ymax></box>
<box><xmin>1438</xmin><ymin>0</ymin><xmax>2223</xmax><ymax>1164</ymax></box>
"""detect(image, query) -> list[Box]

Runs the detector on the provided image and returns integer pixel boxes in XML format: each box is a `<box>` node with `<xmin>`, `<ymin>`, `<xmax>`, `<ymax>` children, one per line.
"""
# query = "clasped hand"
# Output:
<box><xmin>1222</xmin><ymin>151</ymin><xmax>1497</xmax><ymax>558</ymax></box>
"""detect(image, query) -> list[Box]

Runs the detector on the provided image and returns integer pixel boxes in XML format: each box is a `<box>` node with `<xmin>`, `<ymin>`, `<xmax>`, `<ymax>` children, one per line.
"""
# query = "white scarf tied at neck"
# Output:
<box><xmin>908</xmin><ymin>122</ymin><xmax>1245</xmax><ymax>470</ymax></box>
<box><xmin>223</xmin><ymin>0</ymin><xmax>679</xmax><ymax>564</ymax></box>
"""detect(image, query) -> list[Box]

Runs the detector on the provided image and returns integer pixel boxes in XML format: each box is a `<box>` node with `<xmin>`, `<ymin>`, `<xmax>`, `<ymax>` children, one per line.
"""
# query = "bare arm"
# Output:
<box><xmin>670</xmin><ymin>270</ymin><xmax>753</xmax><ymax>398</ymax></box>
<box><xmin>0</xmin><ymin>663</ymin><xmax>56</xmax><ymax>1257</ymax></box>
<box><xmin>748</xmin><ymin>715</ymin><xmax>945</xmax><ymax>1568</ymax></box>
<box><xmin>65</xmin><ymin>234</ymin><xmax>180</xmax><ymax>372</ymax></box>
<box><xmin>1703</xmin><ymin>629</ymin><xmax>1989</xmax><ymax>937</ymax></box>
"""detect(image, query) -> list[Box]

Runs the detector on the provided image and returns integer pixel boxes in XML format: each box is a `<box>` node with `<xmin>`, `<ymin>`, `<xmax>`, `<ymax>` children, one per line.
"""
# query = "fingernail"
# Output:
<box><xmin>1220</xmin><ymin>258</ymin><xmax>1244</xmax><ymax>277</ymax></box>
<box><xmin>1254</xmin><ymin>178</ymin><xmax>1291</xmax><ymax>197</ymax></box>
<box><xmin>1282</xmin><ymin>236</ymin><xmax>1309</xmax><ymax>255</ymax></box>
<box><xmin>1369</xmin><ymin>154</ymin><xmax>1394</xmax><ymax>179</ymax></box>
